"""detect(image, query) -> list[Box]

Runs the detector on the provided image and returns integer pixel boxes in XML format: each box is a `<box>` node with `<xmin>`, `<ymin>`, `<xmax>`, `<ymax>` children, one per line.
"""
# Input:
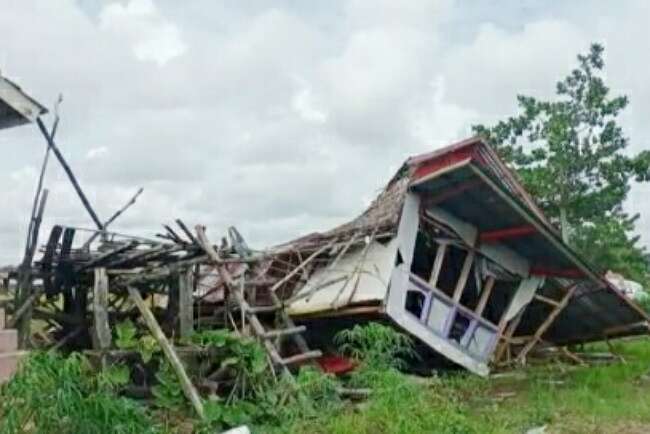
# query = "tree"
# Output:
<box><xmin>473</xmin><ymin>43</ymin><xmax>650</xmax><ymax>284</ymax></box>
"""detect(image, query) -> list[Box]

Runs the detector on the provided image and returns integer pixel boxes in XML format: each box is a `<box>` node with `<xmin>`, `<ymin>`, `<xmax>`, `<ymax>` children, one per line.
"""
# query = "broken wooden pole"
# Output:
<box><xmin>15</xmin><ymin>188</ymin><xmax>49</xmax><ymax>348</ymax></box>
<box><xmin>474</xmin><ymin>276</ymin><xmax>495</xmax><ymax>317</ymax></box>
<box><xmin>428</xmin><ymin>243</ymin><xmax>448</xmax><ymax>287</ymax></box>
<box><xmin>92</xmin><ymin>268</ymin><xmax>112</xmax><ymax>350</ymax></box>
<box><xmin>24</xmin><ymin>110</ymin><xmax>59</xmax><ymax>257</ymax></box>
<box><xmin>81</xmin><ymin>187</ymin><xmax>144</xmax><ymax>249</ymax></box>
<box><xmin>178</xmin><ymin>269</ymin><xmax>194</xmax><ymax>339</ymax></box>
<box><xmin>452</xmin><ymin>249</ymin><xmax>475</xmax><ymax>303</ymax></box>
<box><xmin>36</xmin><ymin>117</ymin><xmax>103</xmax><ymax>230</ymax></box>
<box><xmin>127</xmin><ymin>286</ymin><xmax>205</xmax><ymax>420</ymax></box>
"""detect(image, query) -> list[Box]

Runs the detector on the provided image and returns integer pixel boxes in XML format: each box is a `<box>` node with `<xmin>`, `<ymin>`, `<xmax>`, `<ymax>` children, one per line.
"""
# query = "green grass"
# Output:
<box><xmin>268</xmin><ymin>337</ymin><xmax>650</xmax><ymax>434</ymax></box>
<box><xmin>3</xmin><ymin>335</ymin><xmax>650</xmax><ymax>433</ymax></box>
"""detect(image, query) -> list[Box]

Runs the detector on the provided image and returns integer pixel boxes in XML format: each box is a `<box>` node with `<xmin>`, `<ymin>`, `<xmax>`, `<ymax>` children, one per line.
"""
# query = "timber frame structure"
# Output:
<box><xmin>0</xmin><ymin>76</ymin><xmax>648</xmax><ymax>381</ymax></box>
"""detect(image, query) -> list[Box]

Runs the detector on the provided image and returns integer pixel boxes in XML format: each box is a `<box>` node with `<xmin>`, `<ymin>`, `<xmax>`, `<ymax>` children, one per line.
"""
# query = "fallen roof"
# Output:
<box><xmin>282</xmin><ymin>137</ymin><xmax>648</xmax><ymax>345</ymax></box>
<box><xmin>0</xmin><ymin>74</ymin><xmax>47</xmax><ymax>130</ymax></box>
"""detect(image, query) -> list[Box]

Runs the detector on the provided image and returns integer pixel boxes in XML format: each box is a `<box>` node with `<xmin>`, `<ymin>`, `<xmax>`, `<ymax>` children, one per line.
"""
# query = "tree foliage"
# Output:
<box><xmin>473</xmin><ymin>43</ymin><xmax>650</xmax><ymax>283</ymax></box>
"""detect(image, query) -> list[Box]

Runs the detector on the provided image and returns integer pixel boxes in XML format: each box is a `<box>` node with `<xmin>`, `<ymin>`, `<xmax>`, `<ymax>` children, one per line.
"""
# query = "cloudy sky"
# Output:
<box><xmin>1</xmin><ymin>0</ymin><xmax>649</xmax><ymax>264</ymax></box>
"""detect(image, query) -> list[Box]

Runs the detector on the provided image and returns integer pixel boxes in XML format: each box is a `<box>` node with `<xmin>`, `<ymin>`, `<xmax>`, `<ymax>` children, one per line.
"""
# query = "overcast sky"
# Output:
<box><xmin>1</xmin><ymin>0</ymin><xmax>649</xmax><ymax>264</ymax></box>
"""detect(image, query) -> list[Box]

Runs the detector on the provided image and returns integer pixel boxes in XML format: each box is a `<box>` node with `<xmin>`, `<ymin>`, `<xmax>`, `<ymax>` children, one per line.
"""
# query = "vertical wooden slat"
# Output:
<box><xmin>474</xmin><ymin>276</ymin><xmax>495</xmax><ymax>317</ymax></box>
<box><xmin>493</xmin><ymin>310</ymin><xmax>524</xmax><ymax>364</ymax></box>
<box><xmin>452</xmin><ymin>250</ymin><xmax>475</xmax><ymax>303</ymax></box>
<box><xmin>178</xmin><ymin>269</ymin><xmax>194</xmax><ymax>339</ymax></box>
<box><xmin>92</xmin><ymin>267</ymin><xmax>111</xmax><ymax>350</ymax></box>
<box><xmin>428</xmin><ymin>243</ymin><xmax>447</xmax><ymax>287</ymax></box>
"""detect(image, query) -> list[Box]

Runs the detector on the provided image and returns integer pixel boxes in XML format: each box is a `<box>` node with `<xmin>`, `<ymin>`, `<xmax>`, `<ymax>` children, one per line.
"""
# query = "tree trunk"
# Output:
<box><xmin>560</xmin><ymin>206</ymin><xmax>570</xmax><ymax>244</ymax></box>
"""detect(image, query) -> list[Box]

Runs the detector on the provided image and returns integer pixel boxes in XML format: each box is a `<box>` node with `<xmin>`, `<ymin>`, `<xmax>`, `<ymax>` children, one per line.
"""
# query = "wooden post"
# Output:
<box><xmin>474</xmin><ymin>276</ymin><xmax>495</xmax><ymax>317</ymax></box>
<box><xmin>127</xmin><ymin>286</ymin><xmax>205</xmax><ymax>420</ymax></box>
<box><xmin>178</xmin><ymin>269</ymin><xmax>194</xmax><ymax>339</ymax></box>
<box><xmin>92</xmin><ymin>268</ymin><xmax>112</xmax><ymax>350</ymax></box>
<box><xmin>452</xmin><ymin>249</ymin><xmax>475</xmax><ymax>303</ymax></box>
<box><xmin>15</xmin><ymin>189</ymin><xmax>49</xmax><ymax>348</ymax></box>
<box><xmin>493</xmin><ymin>310</ymin><xmax>524</xmax><ymax>364</ymax></box>
<box><xmin>428</xmin><ymin>243</ymin><xmax>447</xmax><ymax>287</ymax></box>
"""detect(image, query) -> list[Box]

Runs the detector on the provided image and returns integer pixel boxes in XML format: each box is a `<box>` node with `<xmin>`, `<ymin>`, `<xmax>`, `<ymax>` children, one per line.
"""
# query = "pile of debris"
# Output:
<box><xmin>1</xmin><ymin>74</ymin><xmax>648</xmax><ymax>401</ymax></box>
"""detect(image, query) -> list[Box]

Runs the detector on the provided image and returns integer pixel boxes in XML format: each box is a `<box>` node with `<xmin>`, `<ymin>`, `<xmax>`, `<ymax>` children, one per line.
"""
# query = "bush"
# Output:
<box><xmin>334</xmin><ymin>322</ymin><xmax>416</xmax><ymax>371</ymax></box>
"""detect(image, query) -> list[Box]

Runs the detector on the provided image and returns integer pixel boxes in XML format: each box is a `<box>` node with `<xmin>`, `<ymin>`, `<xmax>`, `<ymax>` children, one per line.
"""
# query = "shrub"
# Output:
<box><xmin>0</xmin><ymin>352</ymin><xmax>158</xmax><ymax>434</ymax></box>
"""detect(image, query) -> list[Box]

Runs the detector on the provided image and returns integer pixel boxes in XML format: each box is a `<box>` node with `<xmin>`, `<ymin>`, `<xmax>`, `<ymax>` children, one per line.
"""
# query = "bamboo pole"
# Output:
<box><xmin>127</xmin><ymin>286</ymin><xmax>205</xmax><ymax>419</ymax></box>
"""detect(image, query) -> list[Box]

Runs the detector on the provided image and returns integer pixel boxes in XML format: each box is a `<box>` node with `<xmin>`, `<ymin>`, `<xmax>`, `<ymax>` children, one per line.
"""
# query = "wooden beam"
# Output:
<box><xmin>474</xmin><ymin>276</ymin><xmax>495</xmax><ymax>317</ymax></box>
<box><xmin>127</xmin><ymin>286</ymin><xmax>204</xmax><ymax>419</ymax></box>
<box><xmin>81</xmin><ymin>187</ymin><xmax>144</xmax><ymax>249</ymax></box>
<box><xmin>92</xmin><ymin>268</ymin><xmax>112</xmax><ymax>350</ymax></box>
<box><xmin>452</xmin><ymin>250</ymin><xmax>475</xmax><ymax>303</ymax></box>
<box><xmin>428</xmin><ymin>243</ymin><xmax>447</xmax><ymax>287</ymax></box>
<box><xmin>178</xmin><ymin>269</ymin><xmax>194</xmax><ymax>339</ymax></box>
<box><xmin>479</xmin><ymin>225</ymin><xmax>536</xmax><ymax>243</ymax></box>
<box><xmin>515</xmin><ymin>284</ymin><xmax>578</xmax><ymax>364</ymax></box>
<box><xmin>534</xmin><ymin>294</ymin><xmax>561</xmax><ymax>308</ymax></box>
<box><xmin>529</xmin><ymin>266</ymin><xmax>583</xmax><ymax>279</ymax></box>
<box><xmin>603</xmin><ymin>320</ymin><xmax>650</xmax><ymax>336</ymax></box>
<box><xmin>493</xmin><ymin>310</ymin><xmax>524</xmax><ymax>364</ymax></box>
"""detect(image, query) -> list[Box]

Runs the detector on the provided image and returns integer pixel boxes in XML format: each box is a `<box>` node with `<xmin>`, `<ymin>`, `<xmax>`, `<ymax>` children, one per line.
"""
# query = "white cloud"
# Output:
<box><xmin>85</xmin><ymin>146</ymin><xmax>108</xmax><ymax>160</ymax></box>
<box><xmin>0</xmin><ymin>0</ymin><xmax>649</xmax><ymax>265</ymax></box>
<box><xmin>99</xmin><ymin>0</ymin><xmax>186</xmax><ymax>65</ymax></box>
<box><xmin>291</xmin><ymin>78</ymin><xmax>328</xmax><ymax>124</ymax></box>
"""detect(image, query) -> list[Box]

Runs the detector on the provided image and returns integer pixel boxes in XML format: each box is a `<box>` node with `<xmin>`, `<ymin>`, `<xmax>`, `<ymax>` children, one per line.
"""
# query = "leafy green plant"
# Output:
<box><xmin>191</xmin><ymin>330</ymin><xmax>269</xmax><ymax>400</ymax></box>
<box><xmin>151</xmin><ymin>361</ymin><xmax>186</xmax><ymax>411</ymax></box>
<box><xmin>335</xmin><ymin>322</ymin><xmax>416</xmax><ymax>370</ymax></box>
<box><xmin>114</xmin><ymin>320</ymin><xmax>161</xmax><ymax>363</ymax></box>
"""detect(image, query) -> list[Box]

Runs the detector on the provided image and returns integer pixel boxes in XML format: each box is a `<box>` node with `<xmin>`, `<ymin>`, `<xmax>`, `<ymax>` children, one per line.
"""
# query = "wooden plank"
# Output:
<box><xmin>534</xmin><ymin>294</ymin><xmax>561</xmax><ymax>308</ymax></box>
<box><xmin>452</xmin><ymin>250</ymin><xmax>475</xmax><ymax>303</ymax></box>
<box><xmin>92</xmin><ymin>268</ymin><xmax>111</xmax><ymax>350</ymax></box>
<box><xmin>493</xmin><ymin>310</ymin><xmax>524</xmax><ymax>364</ymax></box>
<box><xmin>178</xmin><ymin>269</ymin><xmax>194</xmax><ymax>339</ymax></box>
<box><xmin>176</xmin><ymin>219</ymin><xmax>199</xmax><ymax>245</ymax></box>
<box><xmin>474</xmin><ymin>276</ymin><xmax>495</xmax><ymax>317</ymax></box>
<box><xmin>428</xmin><ymin>243</ymin><xmax>447</xmax><ymax>287</ymax></box>
<box><xmin>262</xmin><ymin>326</ymin><xmax>306</xmax><ymax>339</ymax></box>
<box><xmin>127</xmin><ymin>286</ymin><xmax>204</xmax><ymax>419</ymax></box>
<box><xmin>281</xmin><ymin>350</ymin><xmax>322</xmax><ymax>365</ymax></box>
<box><xmin>78</xmin><ymin>242</ymin><xmax>138</xmax><ymax>271</ymax></box>
<box><xmin>603</xmin><ymin>321</ymin><xmax>650</xmax><ymax>336</ymax></box>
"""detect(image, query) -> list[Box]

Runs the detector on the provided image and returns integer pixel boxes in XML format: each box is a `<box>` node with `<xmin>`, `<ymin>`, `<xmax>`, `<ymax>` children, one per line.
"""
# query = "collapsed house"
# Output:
<box><xmin>0</xmin><ymin>73</ymin><xmax>648</xmax><ymax>384</ymax></box>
